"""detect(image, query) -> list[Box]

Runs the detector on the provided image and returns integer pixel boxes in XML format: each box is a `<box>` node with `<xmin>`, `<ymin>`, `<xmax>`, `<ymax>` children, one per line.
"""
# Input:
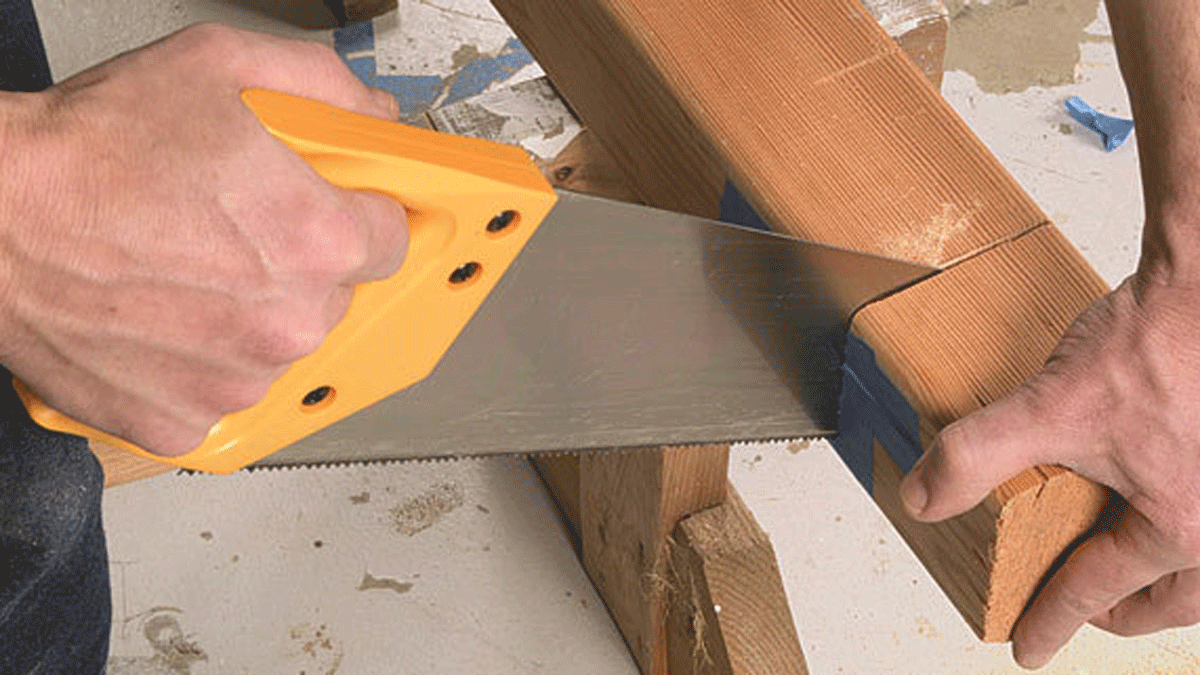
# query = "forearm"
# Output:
<box><xmin>1108</xmin><ymin>0</ymin><xmax>1200</xmax><ymax>283</ymax></box>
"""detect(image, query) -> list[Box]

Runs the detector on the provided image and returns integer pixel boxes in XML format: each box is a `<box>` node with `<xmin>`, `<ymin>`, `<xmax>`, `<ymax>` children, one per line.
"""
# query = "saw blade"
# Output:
<box><xmin>253</xmin><ymin>191</ymin><xmax>935</xmax><ymax>467</ymax></box>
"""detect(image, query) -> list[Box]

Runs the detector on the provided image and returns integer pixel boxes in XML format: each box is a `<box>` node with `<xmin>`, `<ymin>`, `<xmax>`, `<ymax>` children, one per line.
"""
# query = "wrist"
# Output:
<box><xmin>0</xmin><ymin>91</ymin><xmax>49</xmax><ymax>354</ymax></box>
<box><xmin>1137</xmin><ymin>202</ymin><xmax>1200</xmax><ymax>288</ymax></box>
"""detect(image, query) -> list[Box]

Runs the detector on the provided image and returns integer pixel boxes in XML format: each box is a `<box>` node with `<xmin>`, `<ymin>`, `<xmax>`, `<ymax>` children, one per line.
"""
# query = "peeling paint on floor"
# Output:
<box><xmin>357</xmin><ymin>571</ymin><xmax>415</xmax><ymax>595</ymax></box>
<box><xmin>944</xmin><ymin>0</ymin><xmax>1106</xmax><ymax>93</ymax></box>
<box><xmin>428</xmin><ymin>77</ymin><xmax>583</xmax><ymax>159</ymax></box>
<box><xmin>333</xmin><ymin>0</ymin><xmax>544</xmax><ymax>117</ymax></box>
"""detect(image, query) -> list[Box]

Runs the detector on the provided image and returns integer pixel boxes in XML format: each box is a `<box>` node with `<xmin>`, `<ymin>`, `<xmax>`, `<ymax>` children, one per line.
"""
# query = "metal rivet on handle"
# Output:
<box><xmin>449</xmin><ymin>262</ymin><xmax>481</xmax><ymax>285</ymax></box>
<box><xmin>486</xmin><ymin>210</ymin><xmax>518</xmax><ymax>233</ymax></box>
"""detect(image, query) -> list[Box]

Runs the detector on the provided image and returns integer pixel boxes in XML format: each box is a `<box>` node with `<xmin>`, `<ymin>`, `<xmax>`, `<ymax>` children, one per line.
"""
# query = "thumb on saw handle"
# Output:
<box><xmin>13</xmin><ymin>88</ymin><xmax>557</xmax><ymax>474</ymax></box>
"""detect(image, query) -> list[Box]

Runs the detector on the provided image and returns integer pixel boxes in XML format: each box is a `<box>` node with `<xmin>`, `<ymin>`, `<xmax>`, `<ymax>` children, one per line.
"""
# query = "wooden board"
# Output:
<box><xmin>667</xmin><ymin>487</ymin><xmax>809</xmax><ymax>675</ymax></box>
<box><xmin>93</xmin><ymin>442</ymin><xmax>171</xmax><ymax>487</ymax></box>
<box><xmin>494</xmin><ymin>0</ymin><xmax>1028</xmax><ymax>266</ymax></box>
<box><xmin>853</xmin><ymin>224</ymin><xmax>1110</xmax><ymax>639</ymax></box>
<box><xmin>325</xmin><ymin>0</ymin><xmax>397</xmax><ymax>25</ymax></box>
<box><xmin>492</xmin><ymin>0</ymin><xmax>1109</xmax><ymax>644</ymax></box>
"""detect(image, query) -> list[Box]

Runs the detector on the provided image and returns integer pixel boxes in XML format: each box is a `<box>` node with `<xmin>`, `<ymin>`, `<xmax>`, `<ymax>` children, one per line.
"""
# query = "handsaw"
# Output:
<box><xmin>14</xmin><ymin>89</ymin><xmax>936</xmax><ymax>472</ymax></box>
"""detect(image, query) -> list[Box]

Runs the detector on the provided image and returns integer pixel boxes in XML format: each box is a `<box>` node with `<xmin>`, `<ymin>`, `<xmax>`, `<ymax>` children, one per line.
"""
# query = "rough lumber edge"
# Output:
<box><xmin>533</xmin><ymin>453</ymin><xmax>582</xmax><ymax>550</ymax></box>
<box><xmin>576</xmin><ymin>445</ymin><xmax>728</xmax><ymax>675</ymax></box>
<box><xmin>667</xmin><ymin>487</ymin><xmax>809</xmax><ymax>675</ymax></box>
<box><xmin>855</xmin><ymin>224</ymin><xmax>1110</xmax><ymax>640</ymax></box>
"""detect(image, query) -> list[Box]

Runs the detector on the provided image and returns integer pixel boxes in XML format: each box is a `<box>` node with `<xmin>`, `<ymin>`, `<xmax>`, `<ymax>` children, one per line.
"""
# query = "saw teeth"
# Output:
<box><xmin>229</xmin><ymin>436</ymin><xmax>833</xmax><ymax>471</ymax></box>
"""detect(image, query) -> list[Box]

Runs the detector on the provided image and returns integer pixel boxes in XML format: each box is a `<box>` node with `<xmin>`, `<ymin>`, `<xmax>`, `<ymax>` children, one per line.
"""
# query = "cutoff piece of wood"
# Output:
<box><xmin>854</xmin><ymin>224</ymin><xmax>1110</xmax><ymax>639</ymax></box>
<box><xmin>668</xmin><ymin>488</ymin><xmax>809</xmax><ymax>675</ymax></box>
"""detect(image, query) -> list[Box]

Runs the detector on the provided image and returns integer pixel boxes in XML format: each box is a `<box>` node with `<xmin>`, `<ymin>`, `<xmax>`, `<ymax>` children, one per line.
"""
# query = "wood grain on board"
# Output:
<box><xmin>92</xmin><ymin>442</ymin><xmax>172</xmax><ymax>488</ymax></box>
<box><xmin>580</xmin><ymin>446</ymin><xmax>729</xmax><ymax>674</ymax></box>
<box><xmin>855</xmin><ymin>224</ymin><xmax>1110</xmax><ymax>639</ymax></box>
<box><xmin>494</xmin><ymin>0</ymin><xmax>1110</xmax><ymax>643</ymax></box>
<box><xmin>668</xmin><ymin>488</ymin><xmax>809</xmax><ymax>675</ymax></box>
<box><xmin>494</xmin><ymin>0</ymin><xmax>1028</xmax><ymax>266</ymax></box>
<box><xmin>861</xmin><ymin>0</ymin><xmax>948</xmax><ymax>89</ymax></box>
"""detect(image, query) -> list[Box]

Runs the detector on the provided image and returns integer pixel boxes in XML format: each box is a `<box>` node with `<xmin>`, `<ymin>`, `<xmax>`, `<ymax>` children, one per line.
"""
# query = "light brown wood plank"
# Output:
<box><xmin>92</xmin><ymin>441</ymin><xmax>172</xmax><ymax>488</ymax></box>
<box><xmin>493</xmin><ymin>0</ymin><xmax>1036</xmax><ymax>265</ymax></box>
<box><xmin>668</xmin><ymin>487</ymin><xmax>809</xmax><ymax>675</ymax></box>
<box><xmin>535</xmin><ymin>129</ymin><xmax>645</xmax><ymax>204</ymax></box>
<box><xmin>856</xmin><ymin>224</ymin><xmax>1110</xmax><ymax>639</ymax></box>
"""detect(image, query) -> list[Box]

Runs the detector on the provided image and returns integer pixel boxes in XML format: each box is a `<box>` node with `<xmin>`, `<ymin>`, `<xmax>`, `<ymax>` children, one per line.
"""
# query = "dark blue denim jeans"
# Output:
<box><xmin>0</xmin><ymin>371</ymin><xmax>110</xmax><ymax>674</ymax></box>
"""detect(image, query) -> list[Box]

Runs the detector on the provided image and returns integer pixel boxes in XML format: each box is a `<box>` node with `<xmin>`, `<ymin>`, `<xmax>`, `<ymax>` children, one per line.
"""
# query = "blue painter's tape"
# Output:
<box><xmin>1064</xmin><ymin>96</ymin><xmax>1134</xmax><ymax>152</ymax></box>
<box><xmin>332</xmin><ymin>23</ymin><xmax>536</xmax><ymax>117</ymax></box>
<box><xmin>444</xmin><ymin>38</ymin><xmax>536</xmax><ymax>106</ymax></box>
<box><xmin>718</xmin><ymin>181</ymin><xmax>923</xmax><ymax>494</ymax></box>
<box><xmin>332</xmin><ymin>18</ymin><xmax>373</xmax><ymax>53</ymax></box>
<box><xmin>833</xmin><ymin>334</ymin><xmax>923</xmax><ymax>493</ymax></box>
<box><xmin>719</xmin><ymin>181</ymin><xmax>770</xmax><ymax>231</ymax></box>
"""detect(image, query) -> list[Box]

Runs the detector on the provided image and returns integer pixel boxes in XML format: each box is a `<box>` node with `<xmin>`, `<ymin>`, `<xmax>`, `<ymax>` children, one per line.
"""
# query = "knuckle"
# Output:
<box><xmin>310</xmin><ymin>208</ymin><xmax>370</xmax><ymax>278</ymax></box>
<box><xmin>1053</xmin><ymin>582</ymin><xmax>1104</xmax><ymax>621</ymax></box>
<box><xmin>249</xmin><ymin>313</ymin><xmax>328</xmax><ymax>364</ymax></box>
<box><xmin>933</xmin><ymin>422</ymin><xmax>976</xmax><ymax>478</ymax></box>
<box><xmin>295</xmin><ymin>40</ymin><xmax>346</xmax><ymax>76</ymax></box>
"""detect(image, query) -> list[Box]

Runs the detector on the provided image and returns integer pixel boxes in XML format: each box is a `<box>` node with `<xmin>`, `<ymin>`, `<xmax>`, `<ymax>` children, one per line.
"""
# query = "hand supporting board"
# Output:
<box><xmin>16</xmin><ymin>89</ymin><xmax>557</xmax><ymax>473</ymax></box>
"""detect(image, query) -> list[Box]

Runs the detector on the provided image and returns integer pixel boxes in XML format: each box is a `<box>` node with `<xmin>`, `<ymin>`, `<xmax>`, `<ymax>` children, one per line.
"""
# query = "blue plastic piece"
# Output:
<box><xmin>1065</xmin><ymin>96</ymin><xmax>1135</xmax><ymax>152</ymax></box>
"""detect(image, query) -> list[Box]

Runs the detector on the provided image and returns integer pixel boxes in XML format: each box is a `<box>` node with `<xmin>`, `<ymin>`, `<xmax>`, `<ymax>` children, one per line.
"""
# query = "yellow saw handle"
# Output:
<box><xmin>13</xmin><ymin>88</ymin><xmax>558</xmax><ymax>473</ymax></box>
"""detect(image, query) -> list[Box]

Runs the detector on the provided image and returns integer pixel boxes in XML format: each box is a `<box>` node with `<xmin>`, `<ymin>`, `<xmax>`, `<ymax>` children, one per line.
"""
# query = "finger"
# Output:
<box><xmin>1012</xmin><ymin>506</ymin><xmax>1168</xmax><ymax>669</ymax></box>
<box><xmin>1091</xmin><ymin>568</ymin><xmax>1200</xmax><ymax>637</ymax></box>
<box><xmin>214</xmin><ymin>25</ymin><xmax>399</xmax><ymax>120</ymax></box>
<box><xmin>338</xmin><ymin>189</ymin><xmax>409</xmax><ymax>284</ymax></box>
<box><xmin>901</xmin><ymin>385</ymin><xmax>1053</xmax><ymax>522</ymax></box>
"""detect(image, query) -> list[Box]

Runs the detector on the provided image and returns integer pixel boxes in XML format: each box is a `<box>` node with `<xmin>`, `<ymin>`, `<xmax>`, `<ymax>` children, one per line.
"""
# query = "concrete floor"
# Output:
<box><xmin>30</xmin><ymin>0</ymin><xmax>1200</xmax><ymax>673</ymax></box>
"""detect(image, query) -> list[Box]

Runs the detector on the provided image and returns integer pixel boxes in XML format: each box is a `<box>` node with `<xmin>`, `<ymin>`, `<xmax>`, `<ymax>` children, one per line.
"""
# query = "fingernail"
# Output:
<box><xmin>900</xmin><ymin>472</ymin><xmax>928</xmax><ymax>518</ymax></box>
